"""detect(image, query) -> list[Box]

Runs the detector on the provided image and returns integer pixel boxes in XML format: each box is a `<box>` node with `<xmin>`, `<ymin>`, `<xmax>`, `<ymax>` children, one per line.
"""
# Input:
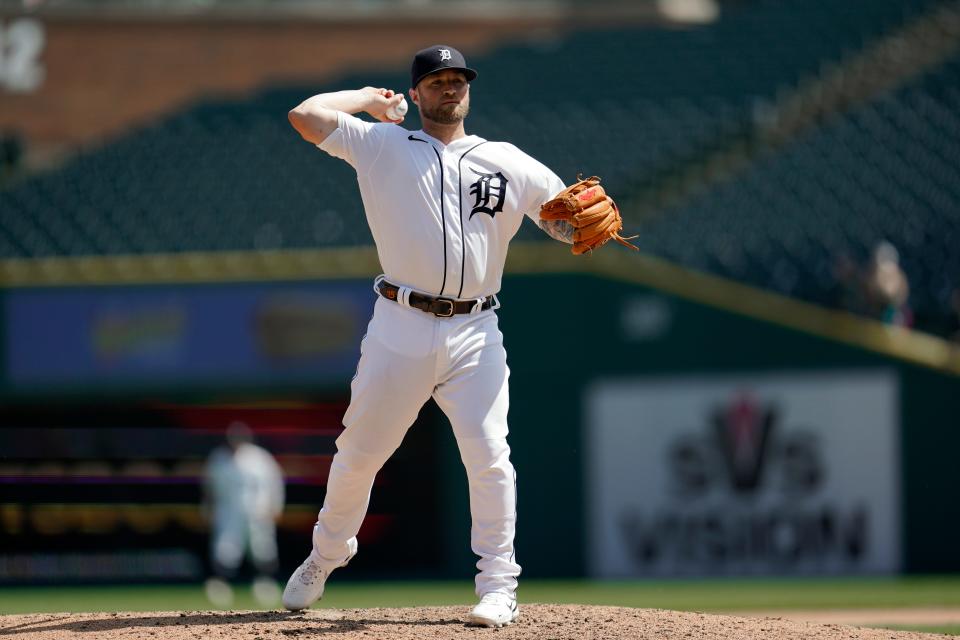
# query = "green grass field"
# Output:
<box><xmin>2</xmin><ymin>576</ymin><xmax>960</xmax><ymax>618</ymax></box>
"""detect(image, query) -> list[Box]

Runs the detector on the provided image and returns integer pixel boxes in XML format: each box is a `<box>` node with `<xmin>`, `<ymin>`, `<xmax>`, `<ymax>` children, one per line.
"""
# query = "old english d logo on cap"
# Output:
<box><xmin>411</xmin><ymin>44</ymin><xmax>478</xmax><ymax>88</ymax></box>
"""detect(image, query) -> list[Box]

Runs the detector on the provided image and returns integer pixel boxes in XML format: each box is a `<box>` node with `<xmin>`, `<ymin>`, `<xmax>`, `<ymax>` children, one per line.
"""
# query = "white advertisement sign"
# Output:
<box><xmin>586</xmin><ymin>371</ymin><xmax>900</xmax><ymax>576</ymax></box>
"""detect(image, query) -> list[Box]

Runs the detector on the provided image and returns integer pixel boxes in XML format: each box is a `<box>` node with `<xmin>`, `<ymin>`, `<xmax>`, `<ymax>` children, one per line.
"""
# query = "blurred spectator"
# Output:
<box><xmin>203</xmin><ymin>421</ymin><xmax>285</xmax><ymax>608</ymax></box>
<box><xmin>863</xmin><ymin>241</ymin><xmax>912</xmax><ymax>327</ymax></box>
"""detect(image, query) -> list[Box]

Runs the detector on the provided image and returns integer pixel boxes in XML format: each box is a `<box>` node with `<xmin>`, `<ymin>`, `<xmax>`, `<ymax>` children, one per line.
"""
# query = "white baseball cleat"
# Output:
<box><xmin>468</xmin><ymin>592</ymin><xmax>519</xmax><ymax>628</ymax></box>
<box><xmin>282</xmin><ymin>537</ymin><xmax>358</xmax><ymax>611</ymax></box>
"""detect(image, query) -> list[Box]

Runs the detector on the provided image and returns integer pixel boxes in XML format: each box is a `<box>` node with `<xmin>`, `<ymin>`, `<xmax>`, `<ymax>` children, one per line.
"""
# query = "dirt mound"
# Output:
<box><xmin>0</xmin><ymin>605</ymin><xmax>947</xmax><ymax>639</ymax></box>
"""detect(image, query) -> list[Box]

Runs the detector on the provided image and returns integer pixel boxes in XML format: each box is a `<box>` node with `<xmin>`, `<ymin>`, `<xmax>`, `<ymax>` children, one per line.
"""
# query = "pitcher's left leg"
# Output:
<box><xmin>454</xmin><ymin>433</ymin><xmax>519</xmax><ymax>597</ymax></box>
<box><xmin>433</xmin><ymin>319</ymin><xmax>520</xmax><ymax>598</ymax></box>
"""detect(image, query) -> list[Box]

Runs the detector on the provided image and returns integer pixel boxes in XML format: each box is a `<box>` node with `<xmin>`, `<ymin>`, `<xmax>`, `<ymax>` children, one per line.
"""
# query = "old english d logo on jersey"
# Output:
<box><xmin>468</xmin><ymin>168</ymin><xmax>508</xmax><ymax>219</ymax></box>
<box><xmin>713</xmin><ymin>393</ymin><xmax>775</xmax><ymax>493</ymax></box>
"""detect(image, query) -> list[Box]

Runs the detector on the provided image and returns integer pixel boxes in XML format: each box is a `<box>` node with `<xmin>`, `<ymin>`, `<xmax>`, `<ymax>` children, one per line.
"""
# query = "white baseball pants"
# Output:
<box><xmin>211</xmin><ymin>511</ymin><xmax>278</xmax><ymax>575</ymax></box>
<box><xmin>310</xmin><ymin>292</ymin><xmax>520</xmax><ymax>597</ymax></box>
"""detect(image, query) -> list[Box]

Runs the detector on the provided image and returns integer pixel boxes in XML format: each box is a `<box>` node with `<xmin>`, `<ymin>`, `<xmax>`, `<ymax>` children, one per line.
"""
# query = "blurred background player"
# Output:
<box><xmin>203</xmin><ymin>421</ymin><xmax>285</xmax><ymax>607</ymax></box>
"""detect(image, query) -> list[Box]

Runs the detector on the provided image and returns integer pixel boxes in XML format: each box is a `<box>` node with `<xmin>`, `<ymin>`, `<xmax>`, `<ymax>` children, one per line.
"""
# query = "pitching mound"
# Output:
<box><xmin>0</xmin><ymin>605</ymin><xmax>947</xmax><ymax>639</ymax></box>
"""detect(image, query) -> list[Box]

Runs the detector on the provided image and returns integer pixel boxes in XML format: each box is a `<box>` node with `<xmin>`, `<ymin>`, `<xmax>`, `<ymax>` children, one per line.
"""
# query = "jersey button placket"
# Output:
<box><xmin>440</xmin><ymin>151</ymin><xmax>463</xmax><ymax>298</ymax></box>
<box><xmin>437</xmin><ymin>151</ymin><xmax>458</xmax><ymax>300</ymax></box>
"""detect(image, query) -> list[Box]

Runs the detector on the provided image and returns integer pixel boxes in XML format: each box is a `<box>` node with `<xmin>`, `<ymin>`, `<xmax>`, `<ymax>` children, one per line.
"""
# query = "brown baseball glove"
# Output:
<box><xmin>539</xmin><ymin>176</ymin><xmax>639</xmax><ymax>255</ymax></box>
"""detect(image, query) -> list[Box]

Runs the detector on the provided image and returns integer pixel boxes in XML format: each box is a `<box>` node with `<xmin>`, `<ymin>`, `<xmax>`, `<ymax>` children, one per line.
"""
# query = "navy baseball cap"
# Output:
<box><xmin>410</xmin><ymin>45</ymin><xmax>478</xmax><ymax>88</ymax></box>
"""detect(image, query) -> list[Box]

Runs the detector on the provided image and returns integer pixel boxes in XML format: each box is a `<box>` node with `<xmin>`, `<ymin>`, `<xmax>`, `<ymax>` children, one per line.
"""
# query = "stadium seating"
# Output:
<box><xmin>635</xmin><ymin>53</ymin><xmax>960</xmax><ymax>333</ymax></box>
<box><xmin>1</xmin><ymin>0</ymin><xmax>939</xmax><ymax>256</ymax></box>
<box><xmin>0</xmin><ymin>0</ymin><xmax>953</xmax><ymax>332</ymax></box>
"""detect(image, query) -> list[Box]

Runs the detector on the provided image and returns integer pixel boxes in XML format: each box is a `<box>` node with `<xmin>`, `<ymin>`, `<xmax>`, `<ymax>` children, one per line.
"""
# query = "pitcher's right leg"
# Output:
<box><xmin>284</xmin><ymin>300</ymin><xmax>438</xmax><ymax>610</ymax></box>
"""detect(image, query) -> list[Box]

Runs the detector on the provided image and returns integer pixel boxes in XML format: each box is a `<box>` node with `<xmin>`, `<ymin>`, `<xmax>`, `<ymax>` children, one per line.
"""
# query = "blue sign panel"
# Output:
<box><xmin>5</xmin><ymin>280</ymin><xmax>376</xmax><ymax>390</ymax></box>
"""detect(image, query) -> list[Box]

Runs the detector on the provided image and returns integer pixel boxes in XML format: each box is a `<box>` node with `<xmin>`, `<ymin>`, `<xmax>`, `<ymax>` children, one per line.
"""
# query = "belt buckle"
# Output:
<box><xmin>432</xmin><ymin>297</ymin><xmax>455</xmax><ymax>317</ymax></box>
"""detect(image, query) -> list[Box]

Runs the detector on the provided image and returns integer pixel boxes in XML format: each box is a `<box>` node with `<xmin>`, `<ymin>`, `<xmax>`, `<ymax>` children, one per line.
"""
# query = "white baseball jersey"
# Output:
<box><xmin>318</xmin><ymin>112</ymin><xmax>566</xmax><ymax>299</ymax></box>
<box><xmin>206</xmin><ymin>443</ymin><xmax>285</xmax><ymax>521</ymax></box>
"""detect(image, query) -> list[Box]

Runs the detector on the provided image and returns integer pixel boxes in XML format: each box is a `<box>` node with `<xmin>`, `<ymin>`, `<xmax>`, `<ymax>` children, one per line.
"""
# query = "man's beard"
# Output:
<box><xmin>421</xmin><ymin>100</ymin><xmax>470</xmax><ymax>125</ymax></box>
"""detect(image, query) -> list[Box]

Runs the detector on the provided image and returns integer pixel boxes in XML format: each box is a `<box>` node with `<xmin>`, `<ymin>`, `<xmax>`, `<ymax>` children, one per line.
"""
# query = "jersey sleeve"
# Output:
<box><xmin>520</xmin><ymin>155</ymin><xmax>567</xmax><ymax>224</ymax></box>
<box><xmin>317</xmin><ymin>111</ymin><xmax>388</xmax><ymax>172</ymax></box>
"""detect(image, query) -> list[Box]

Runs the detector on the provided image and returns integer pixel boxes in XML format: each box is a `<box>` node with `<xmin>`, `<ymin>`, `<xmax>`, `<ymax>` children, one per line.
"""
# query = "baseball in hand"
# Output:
<box><xmin>386</xmin><ymin>98</ymin><xmax>408</xmax><ymax>120</ymax></box>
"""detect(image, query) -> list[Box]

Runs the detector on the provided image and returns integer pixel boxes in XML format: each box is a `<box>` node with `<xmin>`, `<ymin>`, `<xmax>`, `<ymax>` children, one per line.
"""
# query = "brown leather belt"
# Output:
<box><xmin>376</xmin><ymin>279</ymin><xmax>496</xmax><ymax>317</ymax></box>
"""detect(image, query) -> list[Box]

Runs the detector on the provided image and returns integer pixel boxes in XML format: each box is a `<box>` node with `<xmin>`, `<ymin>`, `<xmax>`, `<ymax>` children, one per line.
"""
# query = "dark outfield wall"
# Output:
<box><xmin>450</xmin><ymin>273</ymin><xmax>960</xmax><ymax>578</ymax></box>
<box><xmin>0</xmin><ymin>273</ymin><xmax>957</xmax><ymax>581</ymax></box>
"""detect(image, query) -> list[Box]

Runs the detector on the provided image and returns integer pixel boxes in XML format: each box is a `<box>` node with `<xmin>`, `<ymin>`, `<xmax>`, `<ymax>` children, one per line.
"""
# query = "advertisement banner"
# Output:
<box><xmin>586</xmin><ymin>371</ymin><xmax>900</xmax><ymax>576</ymax></box>
<box><xmin>5</xmin><ymin>280</ymin><xmax>376</xmax><ymax>390</ymax></box>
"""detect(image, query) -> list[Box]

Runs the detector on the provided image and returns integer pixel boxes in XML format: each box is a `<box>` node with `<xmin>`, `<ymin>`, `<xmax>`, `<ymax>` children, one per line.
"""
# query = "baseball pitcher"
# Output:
<box><xmin>282</xmin><ymin>44</ymin><xmax>635</xmax><ymax>627</ymax></box>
